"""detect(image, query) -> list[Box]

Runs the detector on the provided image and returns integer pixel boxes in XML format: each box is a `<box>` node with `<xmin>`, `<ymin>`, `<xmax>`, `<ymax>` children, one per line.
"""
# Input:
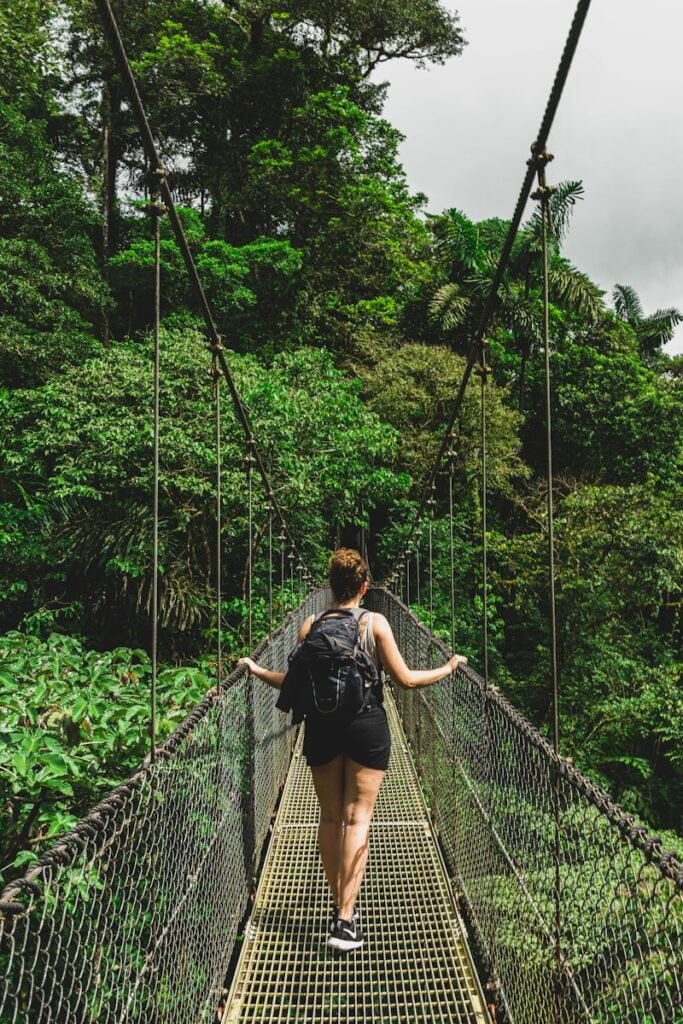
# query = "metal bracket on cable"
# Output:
<box><xmin>530</xmin><ymin>149</ymin><xmax>558</xmax><ymax>230</ymax></box>
<box><xmin>476</xmin><ymin>337</ymin><xmax>492</xmax><ymax>381</ymax></box>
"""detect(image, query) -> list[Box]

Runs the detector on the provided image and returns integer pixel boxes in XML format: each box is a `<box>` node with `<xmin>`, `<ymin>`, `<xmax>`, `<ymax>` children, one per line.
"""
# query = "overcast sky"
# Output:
<box><xmin>380</xmin><ymin>0</ymin><xmax>683</xmax><ymax>353</ymax></box>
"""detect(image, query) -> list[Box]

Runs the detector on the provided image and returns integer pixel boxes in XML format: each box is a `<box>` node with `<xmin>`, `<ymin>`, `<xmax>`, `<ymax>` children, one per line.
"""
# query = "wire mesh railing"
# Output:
<box><xmin>367</xmin><ymin>588</ymin><xmax>683</xmax><ymax>1024</ymax></box>
<box><xmin>0</xmin><ymin>589</ymin><xmax>328</xmax><ymax>1024</ymax></box>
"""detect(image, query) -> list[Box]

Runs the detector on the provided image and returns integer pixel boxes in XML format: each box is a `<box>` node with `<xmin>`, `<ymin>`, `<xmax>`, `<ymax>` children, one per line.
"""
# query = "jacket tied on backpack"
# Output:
<box><xmin>276</xmin><ymin>608</ymin><xmax>380</xmax><ymax>724</ymax></box>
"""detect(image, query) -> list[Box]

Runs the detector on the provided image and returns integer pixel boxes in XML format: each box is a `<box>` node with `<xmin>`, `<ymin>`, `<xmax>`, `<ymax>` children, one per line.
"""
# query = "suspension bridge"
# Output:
<box><xmin>0</xmin><ymin>0</ymin><xmax>681</xmax><ymax>1022</ymax></box>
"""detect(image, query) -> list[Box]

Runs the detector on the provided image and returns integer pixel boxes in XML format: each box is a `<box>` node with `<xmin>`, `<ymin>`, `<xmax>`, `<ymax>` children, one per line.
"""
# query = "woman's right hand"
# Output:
<box><xmin>238</xmin><ymin>657</ymin><xmax>257</xmax><ymax>674</ymax></box>
<box><xmin>448</xmin><ymin>654</ymin><xmax>467</xmax><ymax>674</ymax></box>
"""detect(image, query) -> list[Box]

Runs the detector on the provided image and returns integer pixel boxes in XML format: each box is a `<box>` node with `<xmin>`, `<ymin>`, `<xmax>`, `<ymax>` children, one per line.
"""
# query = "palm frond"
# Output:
<box><xmin>431</xmin><ymin>208</ymin><xmax>481</xmax><ymax>274</ymax></box>
<box><xmin>501</xmin><ymin>295</ymin><xmax>544</xmax><ymax>346</ymax></box>
<box><xmin>613</xmin><ymin>283</ymin><xmax>644</xmax><ymax>325</ymax></box>
<box><xmin>528</xmin><ymin>180</ymin><xmax>584</xmax><ymax>245</ymax></box>
<box><xmin>429</xmin><ymin>283</ymin><xmax>470</xmax><ymax>329</ymax></box>
<box><xmin>638</xmin><ymin>307</ymin><xmax>683</xmax><ymax>350</ymax></box>
<box><xmin>549</xmin><ymin>264</ymin><xmax>604</xmax><ymax>319</ymax></box>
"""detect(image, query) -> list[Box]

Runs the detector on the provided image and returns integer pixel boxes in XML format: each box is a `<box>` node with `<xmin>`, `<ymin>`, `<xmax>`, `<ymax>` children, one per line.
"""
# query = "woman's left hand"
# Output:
<box><xmin>238</xmin><ymin>657</ymin><xmax>257</xmax><ymax>674</ymax></box>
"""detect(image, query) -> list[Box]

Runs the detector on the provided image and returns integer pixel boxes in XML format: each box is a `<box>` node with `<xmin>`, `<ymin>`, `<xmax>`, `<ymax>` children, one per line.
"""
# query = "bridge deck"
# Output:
<box><xmin>224</xmin><ymin>692</ymin><xmax>488</xmax><ymax>1024</ymax></box>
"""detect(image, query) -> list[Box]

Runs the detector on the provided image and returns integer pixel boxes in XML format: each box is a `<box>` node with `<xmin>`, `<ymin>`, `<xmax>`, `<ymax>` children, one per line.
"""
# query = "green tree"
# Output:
<box><xmin>428</xmin><ymin>190</ymin><xmax>604</xmax><ymax>409</ymax></box>
<box><xmin>522</xmin><ymin>322</ymin><xmax>683</xmax><ymax>488</ymax></box>
<box><xmin>613</xmin><ymin>282</ymin><xmax>682</xmax><ymax>363</ymax></box>
<box><xmin>0</xmin><ymin>101</ymin><xmax>107</xmax><ymax>386</ymax></box>
<box><xmin>245</xmin><ymin>87</ymin><xmax>432</xmax><ymax>348</ymax></box>
<box><xmin>0</xmin><ymin>331</ymin><xmax>404</xmax><ymax>651</ymax></box>
<box><xmin>494</xmin><ymin>481</ymin><xmax>682</xmax><ymax>829</ymax></box>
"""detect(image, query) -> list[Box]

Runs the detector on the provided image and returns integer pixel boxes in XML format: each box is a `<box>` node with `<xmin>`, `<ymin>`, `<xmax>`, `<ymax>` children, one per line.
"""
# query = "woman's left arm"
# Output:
<box><xmin>237</xmin><ymin>614</ymin><xmax>315</xmax><ymax>689</ymax></box>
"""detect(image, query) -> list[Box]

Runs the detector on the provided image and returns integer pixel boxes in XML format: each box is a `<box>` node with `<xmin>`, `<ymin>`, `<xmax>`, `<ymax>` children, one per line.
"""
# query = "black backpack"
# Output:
<box><xmin>276</xmin><ymin>608</ymin><xmax>379</xmax><ymax>724</ymax></box>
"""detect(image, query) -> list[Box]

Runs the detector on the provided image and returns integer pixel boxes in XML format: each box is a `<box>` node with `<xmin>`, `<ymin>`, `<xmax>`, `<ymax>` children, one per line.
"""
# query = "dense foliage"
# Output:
<box><xmin>0</xmin><ymin>0</ymin><xmax>680</xmax><ymax>884</ymax></box>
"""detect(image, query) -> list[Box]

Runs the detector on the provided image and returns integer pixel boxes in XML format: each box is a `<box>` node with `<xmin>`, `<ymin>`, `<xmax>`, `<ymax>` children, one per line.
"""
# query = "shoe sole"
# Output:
<box><xmin>327</xmin><ymin>935</ymin><xmax>363</xmax><ymax>952</ymax></box>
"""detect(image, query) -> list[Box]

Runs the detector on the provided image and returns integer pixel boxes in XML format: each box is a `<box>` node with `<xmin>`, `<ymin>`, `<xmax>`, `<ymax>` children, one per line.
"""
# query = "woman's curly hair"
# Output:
<box><xmin>328</xmin><ymin>548</ymin><xmax>369</xmax><ymax>603</ymax></box>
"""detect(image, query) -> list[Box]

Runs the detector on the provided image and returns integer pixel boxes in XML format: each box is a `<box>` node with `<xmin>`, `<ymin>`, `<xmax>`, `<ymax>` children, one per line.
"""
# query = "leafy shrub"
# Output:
<box><xmin>0</xmin><ymin>630</ymin><xmax>211</xmax><ymax>885</ymax></box>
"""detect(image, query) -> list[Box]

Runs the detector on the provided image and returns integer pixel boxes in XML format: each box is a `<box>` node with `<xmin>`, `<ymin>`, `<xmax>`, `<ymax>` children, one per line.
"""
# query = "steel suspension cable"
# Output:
<box><xmin>214</xmin><ymin>359</ymin><xmax>223</xmax><ymax>685</ymax></box>
<box><xmin>534</xmin><ymin>157</ymin><xmax>561</xmax><ymax>763</ymax></box>
<box><xmin>94</xmin><ymin>0</ymin><xmax>312</xmax><ymax>582</ymax></box>
<box><xmin>415</xmin><ymin>532</ymin><xmax>421</xmax><ymax>609</ymax></box>
<box><xmin>533</xmin><ymin>153</ymin><xmax>565</xmax><ymax>1012</ymax></box>
<box><xmin>148</xmin><ymin>185</ymin><xmax>163</xmax><ymax>763</ymax></box>
<box><xmin>267</xmin><ymin>499</ymin><xmax>274</xmax><ymax>636</ymax></box>
<box><xmin>384</xmin><ymin>0</ymin><xmax>593</xmax><ymax>582</ymax></box>
<box><xmin>475</xmin><ymin>336</ymin><xmax>499</xmax><ymax>1012</ymax></box>
<box><xmin>245</xmin><ymin>444</ymin><xmax>255</xmax><ymax>652</ymax></box>
<box><xmin>279</xmin><ymin>528</ymin><xmax>286</xmax><ymax>622</ymax></box>
<box><xmin>145</xmin><ymin>176</ymin><xmax>164</xmax><ymax>1023</ymax></box>
<box><xmin>360</xmin><ymin>496</ymin><xmax>367</xmax><ymax>562</ymax></box>
<box><xmin>427</xmin><ymin>487</ymin><xmax>436</xmax><ymax>630</ymax></box>
<box><xmin>289</xmin><ymin>546</ymin><xmax>295</xmax><ymax>606</ymax></box>
<box><xmin>447</xmin><ymin>438</ymin><xmax>457</xmax><ymax>653</ymax></box>
<box><xmin>479</xmin><ymin>340</ymin><xmax>491</xmax><ymax>686</ymax></box>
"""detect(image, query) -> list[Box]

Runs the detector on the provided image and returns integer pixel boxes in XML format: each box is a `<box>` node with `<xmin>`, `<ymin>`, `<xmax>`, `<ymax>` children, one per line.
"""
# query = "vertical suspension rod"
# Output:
<box><xmin>148</xmin><ymin>184</ymin><xmax>163</xmax><ymax>763</ymax></box>
<box><xmin>534</xmin><ymin>152</ymin><xmax>564</xmax><ymax>1017</ymax></box>
<box><xmin>267</xmin><ymin>496</ymin><xmax>274</xmax><ymax>636</ymax></box>
<box><xmin>447</xmin><ymin>438</ymin><xmax>457</xmax><ymax>653</ymax></box>
<box><xmin>214</xmin><ymin>361</ymin><xmax>223</xmax><ymax>685</ymax></box>
<box><xmin>245</xmin><ymin>443</ymin><xmax>255</xmax><ymax>652</ymax></box>
<box><xmin>479</xmin><ymin>340</ymin><xmax>490</xmax><ymax>686</ymax></box>
<box><xmin>537</xmin><ymin>164</ymin><xmax>560</xmax><ymax>760</ymax></box>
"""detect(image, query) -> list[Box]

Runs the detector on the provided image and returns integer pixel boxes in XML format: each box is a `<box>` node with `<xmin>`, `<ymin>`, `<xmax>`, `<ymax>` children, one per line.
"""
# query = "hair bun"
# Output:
<box><xmin>328</xmin><ymin>548</ymin><xmax>368</xmax><ymax>602</ymax></box>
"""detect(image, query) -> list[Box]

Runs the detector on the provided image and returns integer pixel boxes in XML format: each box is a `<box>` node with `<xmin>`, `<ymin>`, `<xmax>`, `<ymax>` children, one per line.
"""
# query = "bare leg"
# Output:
<box><xmin>310</xmin><ymin>755</ymin><xmax>345</xmax><ymax>903</ymax></box>
<box><xmin>339</xmin><ymin>758</ymin><xmax>385</xmax><ymax>921</ymax></box>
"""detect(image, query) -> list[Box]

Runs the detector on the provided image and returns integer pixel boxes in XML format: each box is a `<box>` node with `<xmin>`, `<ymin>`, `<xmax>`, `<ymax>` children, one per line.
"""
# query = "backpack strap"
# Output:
<box><xmin>316</xmin><ymin>606</ymin><xmax>367</xmax><ymax>621</ymax></box>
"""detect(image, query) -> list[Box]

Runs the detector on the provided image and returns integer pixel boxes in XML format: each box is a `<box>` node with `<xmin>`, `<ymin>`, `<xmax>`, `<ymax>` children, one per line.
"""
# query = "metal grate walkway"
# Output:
<box><xmin>224</xmin><ymin>692</ymin><xmax>488</xmax><ymax>1023</ymax></box>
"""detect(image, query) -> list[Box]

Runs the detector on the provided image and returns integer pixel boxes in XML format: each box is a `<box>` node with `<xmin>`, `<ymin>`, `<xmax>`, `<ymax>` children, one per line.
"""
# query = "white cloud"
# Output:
<box><xmin>380</xmin><ymin>0</ymin><xmax>683</xmax><ymax>352</ymax></box>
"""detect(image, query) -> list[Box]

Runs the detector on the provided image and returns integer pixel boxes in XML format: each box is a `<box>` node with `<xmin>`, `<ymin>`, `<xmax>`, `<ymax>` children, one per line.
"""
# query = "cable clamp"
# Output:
<box><xmin>141</xmin><ymin>199</ymin><xmax>167</xmax><ymax>215</ymax></box>
<box><xmin>528</xmin><ymin>146</ymin><xmax>554</xmax><ymax>167</ymax></box>
<box><xmin>531</xmin><ymin>184</ymin><xmax>558</xmax><ymax>201</ymax></box>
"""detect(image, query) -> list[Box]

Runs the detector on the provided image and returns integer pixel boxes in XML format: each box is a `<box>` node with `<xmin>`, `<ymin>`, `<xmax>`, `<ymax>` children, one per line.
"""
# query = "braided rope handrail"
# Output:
<box><xmin>1</xmin><ymin>590</ymin><xmax>680</xmax><ymax>1024</ymax></box>
<box><xmin>1</xmin><ymin>594</ymin><xmax>678</xmax><ymax>909</ymax></box>
<box><xmin>0</xmin><ymin>595</ymin><xmax>322</xmax><ymax>917</ymax></box>
<box><xmin>370</xmin><ymin>588</ymin><xmax>681</xmax><ymax>1023</ymax></box>
<box><xmin>375</xmin><ymin>589</ymin><xmax>682</xmax><ymax>888</ymax></box>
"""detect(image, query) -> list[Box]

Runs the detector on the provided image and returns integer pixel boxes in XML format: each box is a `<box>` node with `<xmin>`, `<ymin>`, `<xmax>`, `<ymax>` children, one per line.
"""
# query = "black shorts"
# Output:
<box><xmin>303</xmin><ymin>704</ymin><xmax>391</xmax><ymax>772</ymax></box>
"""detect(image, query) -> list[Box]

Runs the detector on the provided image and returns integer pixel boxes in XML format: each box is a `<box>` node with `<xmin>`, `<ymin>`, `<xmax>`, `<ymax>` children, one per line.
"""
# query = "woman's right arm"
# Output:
<box><xmin>373</xmin><ymin>614</ymin><xmax>466</xmax><ymax>688</ymax></box>
<box><xmin>237</xmin><ymin>658</ymin><xmax>285</xmax><ymax>689</ymax></box>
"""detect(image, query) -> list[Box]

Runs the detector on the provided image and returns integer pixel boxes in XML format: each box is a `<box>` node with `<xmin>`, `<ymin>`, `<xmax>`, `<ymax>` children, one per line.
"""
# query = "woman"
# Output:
<box><xmin>238</xmin><ymin>548</ymin><xmax>466</xmax><ymax>952</ymax></box>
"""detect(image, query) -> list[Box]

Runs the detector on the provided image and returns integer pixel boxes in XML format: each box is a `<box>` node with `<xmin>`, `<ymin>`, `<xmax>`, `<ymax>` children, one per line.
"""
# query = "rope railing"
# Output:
<box><xmin>1</xmin><ymin>590</ymin><xmax>680</xmax><ymax>1022</ymax></box>
<box><xmin>366</xmin><ymin>588</ymin><xmax>683</xmax><ymax>1024</ymax></box>
<box><xmin>0</xmin><ymin>589</ymin><xmax>329</xmax><ymax>1024</ymax></box>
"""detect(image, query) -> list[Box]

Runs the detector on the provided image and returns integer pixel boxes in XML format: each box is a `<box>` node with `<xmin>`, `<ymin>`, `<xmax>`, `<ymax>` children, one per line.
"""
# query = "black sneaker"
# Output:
<box><xmin>327</xmin><ymin>917</ymin><xmax>363</xmax><ymax>951</ymax></box>
<box><xmin>329</xmin><ymin>902</ymin><xmax>356</xmax><ymax>934</ymax></box>
<box><xmin>329</xmin><ymin>904</ymin><xmax>339</xmax><ymax>935</ymax></box>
